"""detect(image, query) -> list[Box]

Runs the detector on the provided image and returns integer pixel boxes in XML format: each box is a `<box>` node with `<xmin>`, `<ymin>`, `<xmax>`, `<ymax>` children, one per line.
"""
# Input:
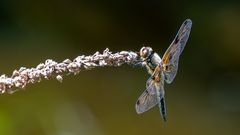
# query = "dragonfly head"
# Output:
<box><xmin>140</xmin><ymin>47</ymin><xmax>153</xmax><ymax>60</ymax></box>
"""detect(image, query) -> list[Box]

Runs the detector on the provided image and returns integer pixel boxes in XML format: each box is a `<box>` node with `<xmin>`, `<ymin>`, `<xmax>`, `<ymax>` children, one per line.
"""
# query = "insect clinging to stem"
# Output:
<box><xmin>135</xmin><ymin>19</ymin><xmax>192</xmax><ymax>122</ymax></box>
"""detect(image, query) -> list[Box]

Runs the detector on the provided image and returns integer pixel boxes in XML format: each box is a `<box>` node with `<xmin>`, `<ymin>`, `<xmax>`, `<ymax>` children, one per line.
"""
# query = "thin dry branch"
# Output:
<box><xmin>0</xmin><ymin>48</ymin><xmax>143</xmax><ymax>94</ymax></box>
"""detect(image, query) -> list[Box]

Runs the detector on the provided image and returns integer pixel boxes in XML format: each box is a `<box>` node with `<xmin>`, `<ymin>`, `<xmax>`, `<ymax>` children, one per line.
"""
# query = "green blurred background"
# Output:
<box><xmin>0</xmin><ymin>0</ymin><xmax>239</xmax><ymax>135</ymax></box>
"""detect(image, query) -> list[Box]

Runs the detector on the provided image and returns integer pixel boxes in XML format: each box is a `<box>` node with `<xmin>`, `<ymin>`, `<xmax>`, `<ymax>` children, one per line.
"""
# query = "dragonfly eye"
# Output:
<box><xmin>140</xmin><ymin>47</ymin><xmax>153</xmax><ymax>59</ymax></box>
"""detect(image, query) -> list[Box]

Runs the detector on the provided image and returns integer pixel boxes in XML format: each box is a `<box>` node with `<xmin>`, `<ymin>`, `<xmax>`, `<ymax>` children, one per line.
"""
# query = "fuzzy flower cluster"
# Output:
<box><xmin>0</xmin><ymin>48</ymin><xmax>143</xmax><ymax>94</ymax></box>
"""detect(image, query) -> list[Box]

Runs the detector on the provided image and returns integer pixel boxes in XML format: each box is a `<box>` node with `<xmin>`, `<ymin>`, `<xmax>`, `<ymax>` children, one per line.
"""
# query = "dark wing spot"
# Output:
<box><xmin>165</xmin><ymin>65</ymin><xmax>169</xmax><ymax>70</ymax></box>
<box><xmin>184</xmin><ymin>20</ymin><xmax>188</xmax><ymax>25</ymax></box>
<box><xmin>137</xmin><ymin>100</ymin><xmax>140</xmax><ymax>105</ymax></box>
<box><xmin>145</xmin><ymin>90</ymin><xmax>149</xmax><ymax>94</ymax></box>
<box><xmin>174</xmin><ymin>35</ymin><xmax>180</xmax><ymax>44</ymax></box>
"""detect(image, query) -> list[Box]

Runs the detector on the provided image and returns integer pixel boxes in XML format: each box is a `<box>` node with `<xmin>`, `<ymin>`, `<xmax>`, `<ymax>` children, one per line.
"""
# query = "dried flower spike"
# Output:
<box><xmin>0</xmin><ymin>48</ymin><xmax>143</xmax><ymax>94</ymax></box>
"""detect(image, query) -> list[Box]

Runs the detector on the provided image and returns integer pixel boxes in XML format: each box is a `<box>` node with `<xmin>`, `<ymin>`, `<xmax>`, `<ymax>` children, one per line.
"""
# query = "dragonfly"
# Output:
<box><xmin>135</xmin><ymin>19</ymin><xmax>192</xmax><ymax>122</ymax></box>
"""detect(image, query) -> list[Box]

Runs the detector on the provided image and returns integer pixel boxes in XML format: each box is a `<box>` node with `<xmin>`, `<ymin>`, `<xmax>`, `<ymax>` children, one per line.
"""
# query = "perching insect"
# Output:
<box><xmin>136</xmin><ymin>19</ymin><xmax>192</xmax><ymax>122</ymax></box>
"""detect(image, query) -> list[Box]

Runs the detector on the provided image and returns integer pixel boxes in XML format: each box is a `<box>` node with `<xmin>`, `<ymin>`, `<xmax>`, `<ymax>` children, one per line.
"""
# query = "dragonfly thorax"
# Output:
<box><xmin>147</xmin><ymin>53</ymin><xmax>161</xmax><ymax>68</ymax></box>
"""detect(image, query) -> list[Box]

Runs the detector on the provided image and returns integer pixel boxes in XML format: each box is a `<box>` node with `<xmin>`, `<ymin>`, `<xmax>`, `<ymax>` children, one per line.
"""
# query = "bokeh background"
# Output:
<box><xmin>0</xmin><ymin>0</ymin><xmax>239</xmax><ymax>135</ymax></box>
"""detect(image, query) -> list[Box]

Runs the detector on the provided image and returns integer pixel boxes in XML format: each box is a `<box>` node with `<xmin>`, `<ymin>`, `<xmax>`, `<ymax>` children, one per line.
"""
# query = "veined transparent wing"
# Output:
<box><xmin>145</xmin><ymin>77</ymin><xmax>156</xmax><ymax>93</ymax></box>
<box><xmin>136</xmin><ymin>75</ymin><xmax>166</xmax><ymax>121</ymax></box>
<box><xmin>136</xmin><ymin>78</ymin><xmax>159</xmax><ymax>114</ymax></box>
<box><xmin>161</xmin><ymin>19</ymin><xmax>192</xmax><ymax>84</ymax></box>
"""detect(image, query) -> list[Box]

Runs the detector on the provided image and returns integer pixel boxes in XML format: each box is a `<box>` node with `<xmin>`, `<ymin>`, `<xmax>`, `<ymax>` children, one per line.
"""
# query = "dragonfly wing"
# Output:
<box><xmin>161</xmin><ymin>19</ymin><xmax>192</xmax><ymax>84</ymax></box>
<box><xmin>146</xmin><ymin>77</ymin><xmax>158</xmax><ymax>95</ymax></box>
<box><xmin>136</xmin><ymin>78</ymin><xmax>159</xmax><ymax>114</ymax></box>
